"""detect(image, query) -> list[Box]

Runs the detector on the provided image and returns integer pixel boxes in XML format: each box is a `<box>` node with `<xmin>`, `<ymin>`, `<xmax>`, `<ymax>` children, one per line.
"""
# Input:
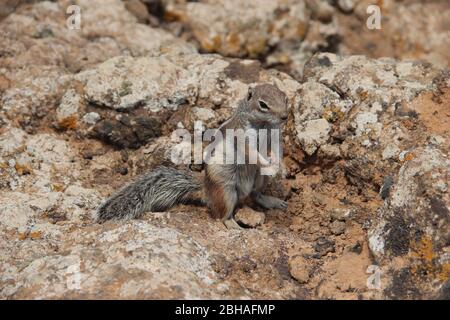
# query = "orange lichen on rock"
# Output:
<box><xmin>58</xmin><ymin>115</ymin><xmax>78</xmax><ymax>130</ymax></box>
<box><xmin>18</xmin><ymin>231</ymin><xmax>43</xmax><ymax>240</ymax></box>
<box><xmin>14</xmin><ymin>162</ymin><xmax>32</xmax><ymax>175</ymax></box>
<box><xmin>410</xmin><ymin>235</ymin><xmax>450</xmax><ymax>284</ymax></box>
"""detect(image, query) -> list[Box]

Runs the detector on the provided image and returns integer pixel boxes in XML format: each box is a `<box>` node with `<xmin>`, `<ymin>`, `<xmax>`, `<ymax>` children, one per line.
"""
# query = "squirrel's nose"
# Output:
<box><xmin>281</xmin><ymin>114</ymin><xmax>288</xmax><ymax>121</ymax></box>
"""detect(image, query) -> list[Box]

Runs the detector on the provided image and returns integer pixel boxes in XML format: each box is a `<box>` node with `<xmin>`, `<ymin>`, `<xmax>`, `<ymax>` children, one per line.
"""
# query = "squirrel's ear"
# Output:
<box><xmin>247</xmin><ymin>87</ymin><xmax>253</xmax><ymax>101</ymax></box>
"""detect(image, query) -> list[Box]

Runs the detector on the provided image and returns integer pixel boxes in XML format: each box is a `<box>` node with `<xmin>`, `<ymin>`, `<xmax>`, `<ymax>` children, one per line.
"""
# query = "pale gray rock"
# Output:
<box><xmin>368</xmin><ymin>147</ymin><xmax>449</xmax><ymax>298</ymax></box>
<box><xmin>162</xmin><ymin>0</ymin><xmax>339</xmax><ymax>78</ymax></box>
<box><xmin>56</xmin><ymin>89</ymin><xmax>83</xmax><ymax>128</ymax></box>
<box><xmin>337</xmin><ymin>0</ymin><xmax>358</xmax><ymax>13</ymax></box>
<box><xmin>0</xmin><ymin>221</ymin><xmax>231</xmax><ymax>299</ymax></box>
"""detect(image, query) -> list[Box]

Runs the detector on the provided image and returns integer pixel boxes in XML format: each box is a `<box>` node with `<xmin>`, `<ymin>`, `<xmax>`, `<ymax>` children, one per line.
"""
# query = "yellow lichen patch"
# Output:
<box><xmin>59</xmin><ymin>115</ymin><xmax>78</xmax><ymax>130</ymax></box>
<box><xmin>246</xmin><ymin>37</ymin><xmax>267</xmax><ymax>58</ymax></box>
<box><xmin>52</xmin><ymin>183</ymin><xmax>65</xmax><ymax>192</ymax></box>
<box><xmin>439</xmin><ymin>263</ymin><xmax>450</xmax><ymax>283</ymax></box>
<box><xmin>296</xmin><ymin>22</ymin><xmax>308</xmax><ymax>40</ymax></box>
<box><xmin>411</xmin><ymin>235</ymin><xmax>434</xmax><ymax>263</ymax></box>
<box><xmin>322</xmin><ymin>105</ymin><xmax>345</xmax><ymax>123</ymax></box>
<box><xmin>270</xmin><ymin>53</ymin><xmax>291</xmax><ymax>64</ymax></box>
<box><xmin>17</xmin><ymin>231</ymin><xmax>43</xmax><ymax>240</ymax></box>
<box><xmin>410</xmin><ymin>235</ymin><xmax>450</xmax><ymax>283</ymax></box>
<box><xmin>226</xmin><ymin>32</ymin><xmax>241</xmax><ymax>55</ymax></box>
<box><xmin>358</xmin><ymin>90</ymin><xmax>369</xmax><ymax>101</ymax></box>
<box><xmin>400</xmin><ymin>151</ymin><xmax>416</xmax><ymax>163</ymax></box>
<box><xmin>15</xmin><ymin>162</ymin><xmax>33</xmax><ymax>175</ymax></box>
<box><xmin>18</xmin><ymin>232</ymin><xmax>27</xmax><ymax>241</ymax></box>
<box><xmin>29</xmin><ymin>231</ymin><xmax>43</xmax><ymax>240</ymax></box>
<box><xmin>163</xmin><ymin>9</ymin><xmax>185</xmax><ymax>22</ymax></box>
<box><xmin>199</xmin><ymin>33</ymin><xmax>222</xmax><ymax>53</ymax></box>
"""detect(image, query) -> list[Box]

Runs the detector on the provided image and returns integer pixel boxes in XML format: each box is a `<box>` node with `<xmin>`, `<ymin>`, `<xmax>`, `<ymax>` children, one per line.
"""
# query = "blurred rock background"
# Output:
<box><xmin>0</xmin><ymin>0</ymin><xmax>448</xmax><ymax>299</ymax></box>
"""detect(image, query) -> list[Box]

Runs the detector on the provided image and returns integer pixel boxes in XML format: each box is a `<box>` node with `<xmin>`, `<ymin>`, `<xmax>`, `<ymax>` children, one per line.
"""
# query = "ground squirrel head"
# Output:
<box><xmin>245</xmin><ymin>84</ymin><xmax>289</xmax><ymax>125</ymax></box>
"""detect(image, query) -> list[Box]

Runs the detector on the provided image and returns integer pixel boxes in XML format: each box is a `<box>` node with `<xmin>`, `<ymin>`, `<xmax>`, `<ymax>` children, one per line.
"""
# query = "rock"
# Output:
<box><xmin>314</xmin><ymin>237</ymin><xmax>335</xmax><ymax>257</ymax></box>
<box><xmin>288</xmin><ymin>255</ymin><xmax>311</xmax><ymax>284</ymax></box>
<box><xmin>330</xmin><ymin>208</ymin><xmax>355</xmax><ymax>222</ymax></box>
<box><xmin>75</xmin><ymin>50</ymin><xmax>299</xmax><ymax>147</ymax></box>
<box><xmin>429</xmin><ymin>135</ymin><xmax>445</xmax><ymax>146</ymax></box>
<box><xmin>337</xmin><ymin>0</ymin><xmax>357</xmax><ymax>13</ymax></box>
<box><xmin>379</xmin><ymin>176</ymin><xmax>394</xmax><ymax>200</ymax></box>
<box><xmin>295</xmin><ymin>118</ymin><xmax>331</xmax><ymax>155</ymax></box>
<box><xmin>306</xmin><ymin>0</ymin><xmax>335</xmax><ymax>23</ymax></box>
<box><xmin>82</xmin><ymin>112</ymin><xmax>101</xmax><ymax>125</ymax></box>
<box><xmin>0</xmin><ymin>192</ymin><xmax>36</xmax><ymax>231</ymax></box>
<box><xmin>0</xmin><ymin>0</ymin><xmax>28</xmax><ymax>21</ymax></box>
<box><xmin>191</xmin><ymin>107</ymin><xmax>216</xmax><ymax>122</ymax></box>
<box><xmin>235</xmin><ymin>207</ymin><xmax>265</xmax><ymax>228</ymax></box>
<box><xmin>56</xmin><ymin>89</ymin><xmax>83</xmax><ymax>130</ymax></box>
<box><xmin>0</xmin><ymin>0</ymin><xmax>196</xmax><ymax>142</ymax></box>
<box><xmin>344</xmin><ymin>0</ymin><xmax>450</xmax><ymax>70</ymax></box>
<box><xmin>353</xmin><ymin>112</ymin><xmax>379</xmax><ymax>136</ymax></box>
<box><xmin>368</xmin><ymin>147</ymin><xmax>450</xmax><ymax>299</ymax></box>
<box><xmin>165</xmin><ymin>0</ymin><xmax>309</xmax><ymax>58</ymax></box>
<box><xmin>78</xmin><ymin>55</ymin><xmax>196</xmax><ymax>111</ymax></box>
<box><xmin>330</xmin><ymin>220</ymin><xmax>346</xmax><ymax>235</ymax></box>
<box><xmin>0</xmin><ymin>0</ymin><xmax>448</xmax><ymax>301</ymax></box>
<box><xmin>0</xmin><ymin>127</ymin><xmax>27</xmax><ymax>156</ymax></box>
<box><xmin>78</xmin><ymin>52</ymin><xmax>298</xmax><ymax>113</ymax></box>
<box><xmin>382</xmin><ymin>143</ymin><xmax>400</xmax><ymax>160</ymax></box>
<box><xmin>92</xmin><ymin>114</ymin><xmax>163</xmax><ymax>149</ymax></box>
<box><xmin>1</xmin><ymin>222</ymin><xmax>230</xmax><ymax>299</ymax></box>
<box><xmin>14</xmin><ymin>154</ymin><xmax>33</xmax><ymax>175</ymax></box>
<box><xmin>124</xmin><ymin>0</ymin><xmax>151</xmax><ymax>23</ymax></box>
<box><xmin>288</xmin><ymin>52</ymin><xmax>447</xmax><ymax>193</ymax></box>
<box><xmin>163</xmin><ymin>0</ymin><xmax>339</xmax><ymax>78</ymax></box>
<box><xmin>348</xmin><ymin>241</ymin><xmax>363</xmax><ymax>254</ymax></box>
<box><xmin>240</xmin><ymin>255</ymin><xmax>258</xmax><ymax>273</ymax></box>
<box><xmin>25</xmin><ymin>134</ymin><xmax>73</xmax><ymax>165</ymax></box>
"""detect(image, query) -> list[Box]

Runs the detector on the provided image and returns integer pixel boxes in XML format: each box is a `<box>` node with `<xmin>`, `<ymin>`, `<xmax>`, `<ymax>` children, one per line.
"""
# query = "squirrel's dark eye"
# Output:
<box><xmin>258</xmin><ymin>100</ymin><xmax>269</xmax><ymax>111</ymax></box>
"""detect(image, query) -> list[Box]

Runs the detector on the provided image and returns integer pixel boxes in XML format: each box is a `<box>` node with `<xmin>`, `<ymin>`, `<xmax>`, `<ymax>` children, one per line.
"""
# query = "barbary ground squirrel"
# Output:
<box><xmin>96</xmin><ymin>83</ymin><xmax>289</xmax><ymax>228</ymax></box>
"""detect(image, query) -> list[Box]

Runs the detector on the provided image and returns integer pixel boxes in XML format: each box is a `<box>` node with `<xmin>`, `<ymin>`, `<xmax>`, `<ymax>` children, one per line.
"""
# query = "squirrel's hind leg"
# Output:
<box><xmin>219</xmin><ymin>191</ymin><xmax>243</xmax><ymax>230</ymax></box>
<box><xmin>204</xmin><ymin>175</ymin><xmax>241</xmax><ymax>229</ymax></box>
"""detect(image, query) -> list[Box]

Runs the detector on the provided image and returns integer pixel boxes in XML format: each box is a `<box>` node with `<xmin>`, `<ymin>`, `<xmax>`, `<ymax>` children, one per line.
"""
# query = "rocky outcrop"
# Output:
<box><xmin>368</xmin><ymin>147</ymin><xmax>449</xmax><ymax>299</ymax></box>
<box><xmin>160</xmin><ymin>0</ymin><xmax>340</xmax><ymax>79</ymax></box>
<box><xmin>2</xmin><ymin>221</ymin><xmax>231</xmax><ymax>299</ymax></box>
<box><xmin>0</xmin><ymin>0</ymin><xmax>448</xmax><ymax>300</ymax></box>
<box><xmin>338</xmin><ymin>0</ymin><xmax>450</xmax><ymax>70</ymax></box>
<box><xmin>286</xmin><ymin>53</ymin><xmax>449</xmax><ymax>298</ymax></box>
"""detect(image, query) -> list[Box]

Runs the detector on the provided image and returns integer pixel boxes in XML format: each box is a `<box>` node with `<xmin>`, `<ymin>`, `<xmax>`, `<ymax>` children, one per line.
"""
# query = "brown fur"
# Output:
<box><xmin>204</xmin><ymin>171</ymin><xmax>229</xmax><ymax>219</ymax></box>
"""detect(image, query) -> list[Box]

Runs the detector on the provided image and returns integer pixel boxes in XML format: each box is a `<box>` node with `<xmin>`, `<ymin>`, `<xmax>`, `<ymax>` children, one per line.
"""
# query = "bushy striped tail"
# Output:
<box><xmin>96</xmin><ymin>166</ymin><xmax>202</xmax><ymax>222</ymax></box>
